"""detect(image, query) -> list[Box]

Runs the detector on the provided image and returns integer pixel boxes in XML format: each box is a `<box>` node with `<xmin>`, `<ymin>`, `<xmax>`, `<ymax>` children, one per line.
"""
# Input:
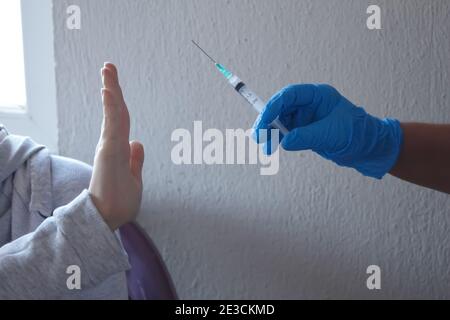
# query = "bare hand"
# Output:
<box><xmin>89</xmin><ymin>63</ymin><xmax>144</xmax><ymax>231</ymax></box>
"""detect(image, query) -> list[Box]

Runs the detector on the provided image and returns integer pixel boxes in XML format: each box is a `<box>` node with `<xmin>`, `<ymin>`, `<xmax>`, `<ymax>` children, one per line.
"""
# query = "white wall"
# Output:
<box><xmin>53</xmin><ymin>0</ymin><xmax>450</xmax><ymax>299</ymax></box>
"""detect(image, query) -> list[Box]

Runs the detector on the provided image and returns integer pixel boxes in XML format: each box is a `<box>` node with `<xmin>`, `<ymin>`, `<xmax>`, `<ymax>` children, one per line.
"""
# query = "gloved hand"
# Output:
<box><xmin>252</xmin><ymin>84</ymin><xmax>403</xmax><ymax>179</ymax></box>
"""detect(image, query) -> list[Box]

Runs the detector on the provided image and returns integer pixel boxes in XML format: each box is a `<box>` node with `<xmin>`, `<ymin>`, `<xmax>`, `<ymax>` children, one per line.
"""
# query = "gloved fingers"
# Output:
<box><xmin>258</xmin><ymin>84</ymin><xmax>318</xmax><ymax>126</ymax></box>
<box><xmin>281</xmin><ymin>120</ymin><xmax>326</xmax><ymax>151</ymax></box>
<box><xmin>262</xmin><ymin>129</ymin><xmax>284</xmax><ymax>156</ymax></box>
<box><xmin>252</xmin><ymin>115</ymin><xmax>287</xmax><ymax>145</ymax></box>
<box><xmin>253</xmin><ymin>84</ymin><xmax>318</xmax><ymax>144</ymax></box>
<box><xmin>252</xmin><ymin>111</ymin><xmax>291</xmax><ymax>145</ymax></box>
<box><xmin>252</xmin><ymin>113</ymin><xmax>267</xmax><ymax>144</ymax></box>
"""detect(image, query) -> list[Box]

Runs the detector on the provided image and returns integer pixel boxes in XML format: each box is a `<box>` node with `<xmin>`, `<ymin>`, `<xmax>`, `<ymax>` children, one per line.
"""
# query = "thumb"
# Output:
<box><xmin>281</xmin><ymin>120</ymin><xmax>326</xmax><ymax>151</ymax></box>
<box><xmin>129</xmin><ymin>141</ymin><xmax>145</xmax><ymax>180</ymax></box>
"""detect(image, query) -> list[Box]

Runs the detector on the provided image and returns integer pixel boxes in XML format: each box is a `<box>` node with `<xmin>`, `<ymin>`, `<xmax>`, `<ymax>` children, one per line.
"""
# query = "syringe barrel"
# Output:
<box><xmin>270</xmin><ymin>119</ymin><xmax>290</xmax><ymax>136</ymax></box>
<box><xmin>228</xmin><ymin>77</ymin><xmax>290</xmax><ymax>135</ymax></box>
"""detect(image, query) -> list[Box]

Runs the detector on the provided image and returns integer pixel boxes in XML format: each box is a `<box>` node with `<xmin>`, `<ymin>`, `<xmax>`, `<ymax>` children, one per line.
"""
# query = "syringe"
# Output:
<box><xmin>192</xmin><ymin>41</ymin><xmax>290</xmax><ymax>136</ymax></box>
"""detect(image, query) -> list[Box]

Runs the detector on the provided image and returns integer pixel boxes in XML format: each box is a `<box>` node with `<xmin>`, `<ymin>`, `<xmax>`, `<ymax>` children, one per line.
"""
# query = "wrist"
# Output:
<box><xmin>321</xmin><ymin>112</ymin><xmax>403</xmax><ymax>179</ymax></box>
<box><xmin>355</xmin><ymin>116</ymin><xmax>404</xmax><ymax>179</ymax></box>
<box><xmin>88</xmin><ymin>191</ymin><xmax>122</xmax><ymax>231</ymax></box>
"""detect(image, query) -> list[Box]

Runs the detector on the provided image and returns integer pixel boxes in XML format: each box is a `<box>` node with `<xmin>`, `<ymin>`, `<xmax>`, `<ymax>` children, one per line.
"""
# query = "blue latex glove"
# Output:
<box><xmin>252</xmin><ymin>84</ymin><xmax>403</xmax><ymax>179</ymax></box>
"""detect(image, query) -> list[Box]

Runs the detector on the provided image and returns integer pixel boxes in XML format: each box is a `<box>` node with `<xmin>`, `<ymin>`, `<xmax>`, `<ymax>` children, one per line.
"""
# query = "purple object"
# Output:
<box><xmin>119</xmin><ymin>222</ymin><xmax>178</xmax><ymax>300</ymax></box>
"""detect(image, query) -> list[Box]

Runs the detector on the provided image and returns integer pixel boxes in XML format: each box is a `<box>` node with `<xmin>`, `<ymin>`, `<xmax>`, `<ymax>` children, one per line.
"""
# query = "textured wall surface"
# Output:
<box><xmin>53</xmin><ymin>0</ymin><xmax>450</xmax><ymax>299</ymax></box>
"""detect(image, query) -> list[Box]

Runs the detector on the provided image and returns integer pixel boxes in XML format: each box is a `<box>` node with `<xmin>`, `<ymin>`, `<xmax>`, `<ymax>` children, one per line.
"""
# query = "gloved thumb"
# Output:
<box><xmin>281</xmin><ymin>121</ymin><xmax>325</xmax><ymax>151</ymax></box>
<box><xmin>130</xmin><ymin>141</ymin><xmax>145</xmax><ymax>181</ymax></box>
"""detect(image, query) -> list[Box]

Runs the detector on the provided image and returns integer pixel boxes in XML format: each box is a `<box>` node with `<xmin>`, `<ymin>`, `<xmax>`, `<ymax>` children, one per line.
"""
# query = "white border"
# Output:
<box><xmin>0</xmin><ymin>0</ymin><xmax>58</xmax><ymax>152</ymax></box>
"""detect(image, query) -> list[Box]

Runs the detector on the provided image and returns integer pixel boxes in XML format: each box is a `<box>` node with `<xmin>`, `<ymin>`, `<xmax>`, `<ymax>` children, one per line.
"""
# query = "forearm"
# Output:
<box><xmin>389</xmin><ymin>123</ymin><xmax>450</xmax><ymax>194</ymax></box>
<box><xmin>0</xmin><ymin>191</ymin><xmax>130</xmax><ymax>299</ymax></box>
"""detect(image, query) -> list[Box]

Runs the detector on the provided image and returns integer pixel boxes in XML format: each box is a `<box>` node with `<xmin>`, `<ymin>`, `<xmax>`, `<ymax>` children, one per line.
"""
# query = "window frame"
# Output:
<box><xmin>0</xmin><ymin>0</ymin><xmax>58</xmax><ymax>152</ymax></box>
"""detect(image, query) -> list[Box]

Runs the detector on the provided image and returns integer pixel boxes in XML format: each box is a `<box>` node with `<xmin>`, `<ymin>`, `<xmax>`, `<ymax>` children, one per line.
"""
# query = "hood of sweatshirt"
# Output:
<box><xmin>0</xmin><ymin>126</ymin><xmax>45</xmax><ymax>184</ymax></box>
<box><xmin>0</xmin><ymin>125</ymin><xmax>53</xmax><ymax>218</ymax></box>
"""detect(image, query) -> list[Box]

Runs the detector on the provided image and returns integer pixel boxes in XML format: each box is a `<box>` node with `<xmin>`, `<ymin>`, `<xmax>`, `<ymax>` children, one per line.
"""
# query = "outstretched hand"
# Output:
<box><xmin>89</xmin><ymin>63</ymin><xmax>145</xmax><ymax>231</ymax></box>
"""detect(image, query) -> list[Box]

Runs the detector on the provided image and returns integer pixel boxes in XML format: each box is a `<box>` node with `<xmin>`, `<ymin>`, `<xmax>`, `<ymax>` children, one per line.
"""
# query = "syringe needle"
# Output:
<box><xmin>192</xmin><ymin>40</ymin><xmax>290</xmax><ymax>135</ymax></box>
<box><xmin>192</xmin><ymin>40</ymin><xmax>217</xmax><ymax>64</ymax></box>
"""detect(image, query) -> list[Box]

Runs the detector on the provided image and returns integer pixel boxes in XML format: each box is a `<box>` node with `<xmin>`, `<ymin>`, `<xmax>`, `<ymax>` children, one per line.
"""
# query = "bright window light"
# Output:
<box><xmin>0</xmin><ymin>0</ymin><xmax>26</xmax><ymax>108</ymax></box>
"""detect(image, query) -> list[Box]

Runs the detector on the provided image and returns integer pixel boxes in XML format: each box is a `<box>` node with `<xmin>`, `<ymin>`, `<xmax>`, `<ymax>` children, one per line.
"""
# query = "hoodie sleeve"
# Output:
<box><xmin>0</xmin><ymin>190</ymin><xmax>131</xmax><ymax>299</ymax></box>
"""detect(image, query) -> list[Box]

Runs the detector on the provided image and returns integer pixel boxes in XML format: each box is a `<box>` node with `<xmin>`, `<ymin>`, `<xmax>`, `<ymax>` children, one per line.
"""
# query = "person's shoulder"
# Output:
<box><xmin>51</xmin><ymin>155</ymin><xmax>93</xmax><ymax>208</ymax></box>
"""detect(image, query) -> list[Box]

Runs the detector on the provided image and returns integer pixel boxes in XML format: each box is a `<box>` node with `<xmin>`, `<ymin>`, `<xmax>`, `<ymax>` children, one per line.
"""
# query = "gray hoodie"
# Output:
<box><xmin>0</xmin><ymin>126</ymin><xmax>130</xmax><ymax>299</ymax></box>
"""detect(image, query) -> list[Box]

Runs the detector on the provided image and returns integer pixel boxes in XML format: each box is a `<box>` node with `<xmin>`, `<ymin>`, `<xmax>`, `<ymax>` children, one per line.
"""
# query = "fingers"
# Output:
<box><xmin>101</xmin><ymin>88</ymin><xmax>119</xmax><ymax>140</ymax></box>
<box><xmin>102</xmin><ymin>63</ymin><xmax>125</xmax><ymax>105</ymax></box>
<box><xmin>260</xmin><ymin>84</ymin><xmax>317</xmax><ymax>127</ymax></box>
<box><xmin>253</xmin><ymin>84</ymin><xmax>318</xmax><ymax>144</ymax></box>
<box><xmin>262</xmin><ymin>130</ymin><xmax>284</xmax><ymax>156</ymax></box>
<box><xmin>129</xmin><ymin>141</ymin><xmax>145</xmax><ymax>181</ymax></box>
<box><xmin>104</xmin><ymin>62</ymin><xmax>118</xmax><ymax>82</ymax></box>
<box><xmin>100</xmin><ymin>62</ymin><xmax>130</xmax><ymax>141</ymax></box>
<box><xmin>281</xmin><ymin>120</ymin><xmax>326</xmax><ymax>151</ymax></box>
